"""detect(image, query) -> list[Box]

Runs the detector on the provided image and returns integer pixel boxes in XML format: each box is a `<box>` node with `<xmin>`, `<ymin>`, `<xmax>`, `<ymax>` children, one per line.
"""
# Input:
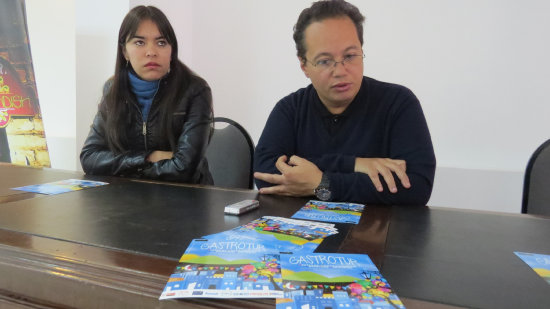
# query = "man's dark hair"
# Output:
<box><xmin>293</xmin><ymin>0</ymin><xmax>365</xmax><ymax>62</ymax></box>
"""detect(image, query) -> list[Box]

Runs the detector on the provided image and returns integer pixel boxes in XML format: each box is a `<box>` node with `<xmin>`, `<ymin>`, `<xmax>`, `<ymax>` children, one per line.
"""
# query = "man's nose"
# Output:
<box><xmin>332</xmin><ymin>60</ymin><xmax>347</xmax><ymax>75</ymax></box>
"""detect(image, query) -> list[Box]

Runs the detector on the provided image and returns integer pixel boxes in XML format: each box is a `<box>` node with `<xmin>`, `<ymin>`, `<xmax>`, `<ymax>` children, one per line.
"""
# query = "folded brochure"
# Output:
<box><xmin>11</xmin><ymin>179</ymin><xmax>108</xmax><ymax>195</ymax></box>
<box><xmin>291</xmin><ymin>200</ymin><xmax>365</xmax><ymax>224</ymax></box>
<box><xmin>277</xmin><ymin>253</ymin><xmax>405</xmax><ymax>308</ymax></box>
<box><xmin>160</xmin><ymin>238</ymin><xmax>283</xmax><ymax>299</ymax></box>
<box><xmin>515</xmin><ymin>252</ymin><xmax>550</xmax><ymax>285</ymax></box>
<box><xmin>203</xmin><ymin>216</ymin><xmax>338</xmax><ymax>253</ymax></box>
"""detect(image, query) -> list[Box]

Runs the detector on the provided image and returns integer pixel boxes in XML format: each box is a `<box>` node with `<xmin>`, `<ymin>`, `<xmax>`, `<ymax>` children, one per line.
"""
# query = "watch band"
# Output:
<box><xmin>314</xmin><ymin>173</ymin><xmax>331</xmax><ymax>201</ymax></box>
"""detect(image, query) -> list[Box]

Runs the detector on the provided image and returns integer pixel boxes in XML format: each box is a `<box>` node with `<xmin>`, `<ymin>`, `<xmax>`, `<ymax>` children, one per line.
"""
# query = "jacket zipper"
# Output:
<box><xmin>142</xmin><ymin>122</ymin><xmax>147</xmax><ymax>150</ymax></box>
<box><xmin>142</xmin><ymin>79</ymin><xmax>162</xmax><ymax>151</ymax></box>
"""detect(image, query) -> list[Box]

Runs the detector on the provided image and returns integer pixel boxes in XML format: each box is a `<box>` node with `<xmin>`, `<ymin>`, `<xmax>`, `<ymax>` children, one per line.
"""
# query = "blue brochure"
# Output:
<box><xmin>515</xmin><ymin>252</ymin><xmax>550</xmax><ymax>285</ymax></box>
<box><xmin>277</xmin><ymin>253</ymin><xmax>405</xmax><ymax>309</ymax></box>
<box><xmin>203</xmin><ymin>216</ymin><xmax>338</xmax><ymax>254</ymax></box>
<box><xmin>11</xmin><ymin>179</ymin><xmax>108</xmax><ymax>195</ymax></box>
<box><xmin>291</xmin><ymin>200</ymin><xmax>365</xmax><ymax>224</ymax></box>
<box><xmin>160</xmin><ymin>239</ymin><xmax>283</xmax><ymax>299</ymax></box>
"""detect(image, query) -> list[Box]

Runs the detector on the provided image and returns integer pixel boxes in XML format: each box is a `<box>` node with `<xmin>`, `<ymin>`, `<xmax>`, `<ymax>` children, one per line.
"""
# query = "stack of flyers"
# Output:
<box><xmin>204</xmin><ymin>216</ymin><xmax>339</xmax><ymax>253</ymax></box>
<box><xmin>160</xmin><ymin>239</ymin><xmax>284</xmax><ymax>299</ymax></box>
<box><xmin>277</xmin><ymin>253</ymin><xmax>405</xmax><ymax>309</ymax></box>
<box><xmin>291</xmin><ymin>200</ymin><xmax>365</xmax><ymax>224</ymax></box>
<box><xmin>160</xmin><ymin>217</ymin><xmax>342</xmax><ymax>300</ymax></box>
<box><xmin>11</xmin><ymin>179</ymin><xmax>108</xmax><ymax>195</ymax></box>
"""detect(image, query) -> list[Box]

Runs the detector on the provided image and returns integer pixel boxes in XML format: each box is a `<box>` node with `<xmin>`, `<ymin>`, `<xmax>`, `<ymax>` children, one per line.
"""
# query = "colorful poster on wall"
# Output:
<box><xmin>0</xmin><ymin>0</ymin><xmax>50</xmax><ymax>167</ymax></box>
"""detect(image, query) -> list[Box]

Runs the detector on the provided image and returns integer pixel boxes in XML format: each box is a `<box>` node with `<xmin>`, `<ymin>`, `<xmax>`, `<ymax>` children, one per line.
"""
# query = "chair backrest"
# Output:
<box><xmin>205</xmin><ymin>117</ymin><xmax>255</xmax><ymax>189</ymax></box>
<box><xmin>522</xmin><ymin>139</ymin><xmax>550</xmax><ymax>215</ymax></box>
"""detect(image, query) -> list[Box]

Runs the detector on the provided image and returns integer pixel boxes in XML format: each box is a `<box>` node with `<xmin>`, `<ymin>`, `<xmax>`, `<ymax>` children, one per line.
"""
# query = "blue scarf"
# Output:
<box><xmin>128</xmin><ymin>71</ymin><xmax>160</xmax><ymax>121</ymax></box>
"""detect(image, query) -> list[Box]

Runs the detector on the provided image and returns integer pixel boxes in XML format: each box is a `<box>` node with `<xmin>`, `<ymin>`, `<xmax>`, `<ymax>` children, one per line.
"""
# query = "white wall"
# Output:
<box><xmin>26</xmin><ymin>0</ymin><xmax>128</xmax><ymax>170</ymax></box>
<box><xmin>25</xmin><ymin>0</ymin><xmax>76</xmax><ymax>170</ymax></box>
<box><xmin>27</xmin><ymin>0</ymin><xmax>550</xmax><ymax>213</ymax></box>
<box><xmin>75</xmin><ymin>0</ymin><xmax>129</xmax><ymax>171</ymax></box>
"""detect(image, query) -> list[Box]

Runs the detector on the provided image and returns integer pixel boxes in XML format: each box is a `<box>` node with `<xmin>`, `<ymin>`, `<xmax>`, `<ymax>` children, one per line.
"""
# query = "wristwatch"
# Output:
<box><xmin>314</xmin><ymin>173</ymin><xmax>332</xmax><ymax>201</ymax></box>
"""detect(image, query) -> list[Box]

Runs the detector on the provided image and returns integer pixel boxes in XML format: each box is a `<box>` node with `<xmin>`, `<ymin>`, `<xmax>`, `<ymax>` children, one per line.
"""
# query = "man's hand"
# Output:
<box><xmin>254</xmin><ymin>155</ymin><xmax>322</xmax><ymax>197</ymax></box>
<box><xmin>355</xmin><ymin>158</ymin><xmax>410</xmax><ymax>193</ymax></box>
<box><xmin>147</xmin><ymin>151</ymin><xmax>173</xmax><ymax>163</ymax></box>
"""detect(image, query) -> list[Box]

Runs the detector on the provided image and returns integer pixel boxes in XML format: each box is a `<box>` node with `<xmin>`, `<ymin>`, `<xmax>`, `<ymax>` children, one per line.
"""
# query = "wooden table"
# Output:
<box><xmin>1</xmin><ymin>163</ymin><xmax>549</xmax><ymax>308</ymax></box>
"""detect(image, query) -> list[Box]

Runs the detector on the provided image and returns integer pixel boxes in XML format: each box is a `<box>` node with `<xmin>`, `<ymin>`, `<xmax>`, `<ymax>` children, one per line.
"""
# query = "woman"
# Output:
<box><xmin>80</xmin><ymin>6</ymin><xmax>213</xmax><ymax>184</ymax></box>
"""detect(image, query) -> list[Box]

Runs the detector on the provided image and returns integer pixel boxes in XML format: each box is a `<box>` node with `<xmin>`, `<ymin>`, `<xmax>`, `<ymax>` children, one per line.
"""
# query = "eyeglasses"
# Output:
<box><xmin>306</xmin><ymin>53</ymin><xmax>365</xmax><ymax>71</ymax></box>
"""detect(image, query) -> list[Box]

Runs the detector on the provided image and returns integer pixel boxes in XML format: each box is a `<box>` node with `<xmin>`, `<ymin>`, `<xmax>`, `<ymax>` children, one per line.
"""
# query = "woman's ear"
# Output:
<box><xmin>122</xmin><ymin>46</ymin><xmax>128</xmax><ymax>61</ymax></box>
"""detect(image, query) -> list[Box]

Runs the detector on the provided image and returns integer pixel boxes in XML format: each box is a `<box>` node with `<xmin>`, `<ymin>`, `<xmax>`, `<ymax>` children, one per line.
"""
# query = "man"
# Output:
<box><xmin>254</xmin><ymin>0</ymin><xmax>436</xmax><ymax>205</ymax></box>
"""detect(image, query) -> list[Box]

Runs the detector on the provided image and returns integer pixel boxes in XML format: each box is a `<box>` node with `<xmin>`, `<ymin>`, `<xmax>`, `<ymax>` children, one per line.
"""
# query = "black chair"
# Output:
<box><xmin>522</xmin><ymin>139</ymin><xmax>550</xmax><ymax>215</ymax></box>
<box><xmin>205</xmin><ymin>117</ymin><xmax>255</xmax><ymax>189</ymax></box>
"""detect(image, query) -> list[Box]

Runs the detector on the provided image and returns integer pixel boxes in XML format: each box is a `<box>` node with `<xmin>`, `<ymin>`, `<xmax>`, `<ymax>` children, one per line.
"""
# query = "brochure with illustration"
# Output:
<box><xmin>160</xmin><ymin>238</ymin><xmax>284</xmax><ymax>299</ymax></box>
<box><xmin>276</xmin><ymin>253</ymin><xmax>405</xmax><ymax>309</ymax></box>
<box><xmin>204</xmin><ymin>216</ymin><xmax>339</xmax><ymax>253</ymax></box>
<box><xmin>515</xmin><ymin>252</ymin><xmax>550</xmax><ymax>285</ymax></box>
<box><xmin>291</xmin><ymin>200</ymin><xmax>365</xmax><ymax>224</ymax></box>
<box><xmin>11</xmin><ymin>179</ymin><xmax>108</xmax><ymax>195</ymax></box>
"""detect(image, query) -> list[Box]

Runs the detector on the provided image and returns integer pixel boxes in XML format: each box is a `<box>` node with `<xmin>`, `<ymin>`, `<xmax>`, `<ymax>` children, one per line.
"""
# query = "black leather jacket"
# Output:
<box><xmin>80</xmin><ymin>75</ymin><xmax>213</xmax><ymax>184</ymax></box>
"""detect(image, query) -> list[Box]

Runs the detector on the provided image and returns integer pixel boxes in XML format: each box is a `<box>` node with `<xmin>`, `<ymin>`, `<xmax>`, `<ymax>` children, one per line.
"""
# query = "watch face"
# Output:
<box><xmin>315</xmin><ymin>188</ymin><xmax>331</xmax><ymax>201</ymax></box>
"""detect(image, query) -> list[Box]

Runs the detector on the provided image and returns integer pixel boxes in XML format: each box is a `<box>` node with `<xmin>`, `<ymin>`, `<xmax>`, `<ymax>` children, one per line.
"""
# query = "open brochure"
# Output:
<box><xmin>277</xmin><ymin>253</ymin><xmax>405</xmax><ymax>309</ymax></box>
<box><xmin>291</xmin><ymin>200</ymin><xmax>365</xmax><ymax>224</ymax></box>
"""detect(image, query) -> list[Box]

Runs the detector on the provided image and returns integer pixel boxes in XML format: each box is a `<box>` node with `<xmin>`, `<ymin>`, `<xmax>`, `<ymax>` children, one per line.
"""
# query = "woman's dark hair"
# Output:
<box><xmin>102</xmin><ymin>5</ymin><xmax>194</xmax><ymax>153</ymax></box>
<box><xmin>293</xmin><ymin>0</ymin><xmax>365</xmax><ymax>62</ymax></box>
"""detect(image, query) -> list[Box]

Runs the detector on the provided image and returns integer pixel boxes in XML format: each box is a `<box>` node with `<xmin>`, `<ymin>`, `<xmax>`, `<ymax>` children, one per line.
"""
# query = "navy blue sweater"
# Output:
<box><xmin>254</xmin><ymin>76</ymin><xmax>436</xmax><ymax>205</ymax></box>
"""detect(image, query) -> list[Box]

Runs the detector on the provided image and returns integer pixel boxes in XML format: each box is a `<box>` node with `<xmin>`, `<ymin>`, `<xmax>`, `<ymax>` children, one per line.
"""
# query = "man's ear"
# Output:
<box><xmin>299</xmin><ymin>57</ymin><xmax>309</xmax><ymax>78</ymax></box>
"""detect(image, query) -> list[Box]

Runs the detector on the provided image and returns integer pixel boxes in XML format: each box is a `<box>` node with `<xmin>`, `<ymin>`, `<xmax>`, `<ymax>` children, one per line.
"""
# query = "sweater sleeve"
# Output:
<box><xmin>328</xmin><ymin>89</ymin><xmax>435</xmax><ymax>205</ymax></box>
<box><xmin>253</xmin><ymin>100</ymin><xmax>297</xmax><ymax>189</ymax></box>
<box><xmin>312</xmin><ymin>154</ymin><xmax>356</xmax><ymax>173</ymax></box>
